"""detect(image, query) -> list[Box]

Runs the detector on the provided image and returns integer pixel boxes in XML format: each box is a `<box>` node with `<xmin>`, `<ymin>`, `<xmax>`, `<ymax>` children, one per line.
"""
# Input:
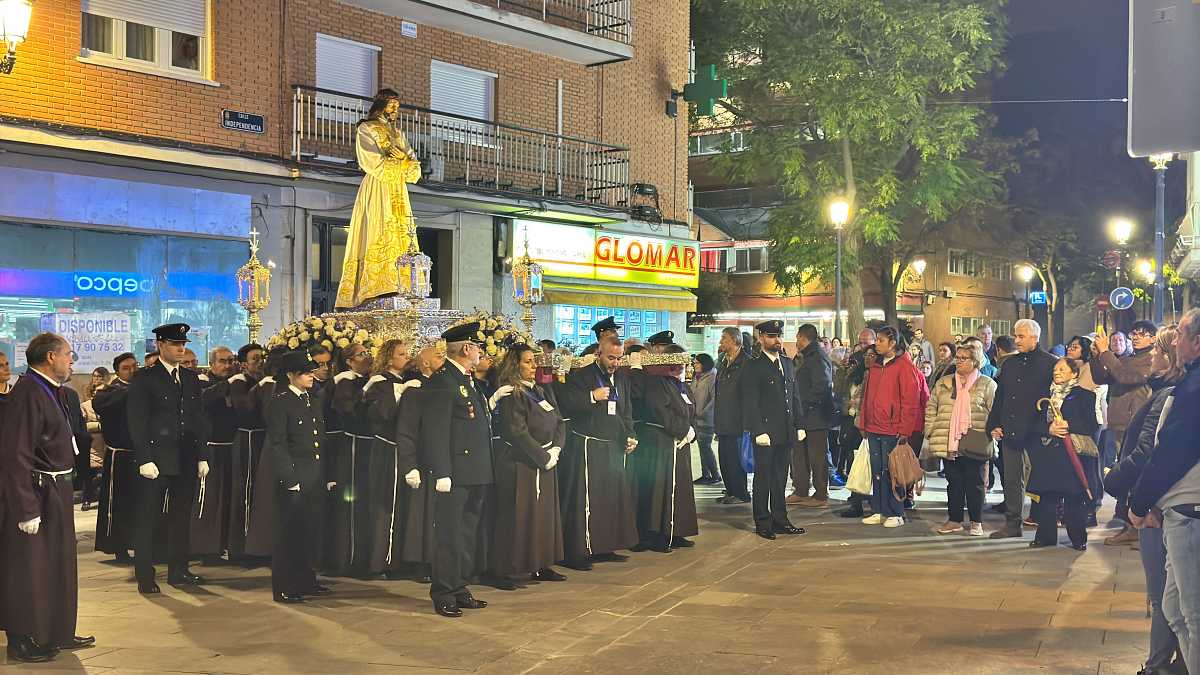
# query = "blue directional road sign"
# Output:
<box><xmin>1110</xmin><ymin>287</ymin><xmax>1135</xmax><ymax>311</ymax></box>
<box><xmin>1029</xmin><ymin>291</ymin><xmax>1048</xmax><ymax>306</ymax></box>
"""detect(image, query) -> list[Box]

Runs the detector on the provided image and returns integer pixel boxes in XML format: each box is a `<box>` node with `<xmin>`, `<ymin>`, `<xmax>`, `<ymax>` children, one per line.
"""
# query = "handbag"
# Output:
<box><xmin>888</xmin><ymin>441</ymin><xmax>925</xmax><ymax>501</ymax></box>
<box><xmin>739</xmin><ymin>431</ymin><xmax>755</xmax><ymax>473</ymax></box>
<box><xmin>846</xmin><ymin>439</ymin><xmax>873</xmax><ymax>495</ymax></box>
<box><xmin>956</xmin><ymin>429</ymin><xmax>994</xmax><ymax>462</ymax></box>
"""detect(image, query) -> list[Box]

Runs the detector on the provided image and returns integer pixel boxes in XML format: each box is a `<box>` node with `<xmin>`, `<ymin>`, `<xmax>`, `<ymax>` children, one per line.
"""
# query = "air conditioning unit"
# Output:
<box><xmin>942</xmin><ymin>288</ymin><xmax>957</xmax><ymax>299</ymax></box>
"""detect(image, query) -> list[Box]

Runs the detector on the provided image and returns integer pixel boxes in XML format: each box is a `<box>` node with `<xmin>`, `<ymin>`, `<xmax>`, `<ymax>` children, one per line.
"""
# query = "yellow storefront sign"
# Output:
<box><xmin>514</xmin><ymin>220</ymin><xmax>699</xmax><ymax>289</ymax></box>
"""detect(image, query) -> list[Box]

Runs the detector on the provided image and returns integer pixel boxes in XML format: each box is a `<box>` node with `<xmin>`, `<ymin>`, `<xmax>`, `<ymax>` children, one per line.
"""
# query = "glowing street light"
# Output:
<box><xmin>1017</xmin><ymin>265</ymin><xmax>1035</xmax><ymax>283</ymax></box>
<box><xmin>829</xmin><ymin>198</ymin><xmax>850</xmax><ymax>230</ymax></box>
<box><xmin>911</xmin><ymin>258</ymin><xmax>927</xmax><ymax>276</ymax></box>
<box><xmin>0</xmin><ymin>0</ymin><xmax>34</xmax><ymax>75</ymax></box>
<box><xmin>1137</xmin><ymin>259</ymin><xmax>1156</xmax><ymax>284</ymax></box>
<box><xmin>1109</xmin><ymin>217</ymin><xmax>1135</xmax><ymax>247</ymax></box>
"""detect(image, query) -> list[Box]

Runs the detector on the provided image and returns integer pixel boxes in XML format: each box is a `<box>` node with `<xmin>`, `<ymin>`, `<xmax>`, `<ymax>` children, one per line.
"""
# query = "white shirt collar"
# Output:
<box><xmin>160</xmin><ymin>360</ymin><xmax>178</xmax><ymax>377</ymax></box>
<box><xmin>289</xmin><ymin>384</ymin><xmax>306</xmax><ymax>397</ymax></box>
<box><xmin>30</xmin><ymin>367</ymin><xmax>62</xmax><ymax>388</ymax></box>
<box><xmin>764</xmin><ymin>351</ymin><xmax>779</xmax><ymax>363</ymax></box>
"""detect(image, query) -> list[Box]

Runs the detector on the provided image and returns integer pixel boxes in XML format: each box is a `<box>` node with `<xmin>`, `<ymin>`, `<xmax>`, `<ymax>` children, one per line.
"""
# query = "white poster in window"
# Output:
<box><xmin>44</xmin><ymin>312</ymin><xmax>133</xmax><ymax>371</ymax></box>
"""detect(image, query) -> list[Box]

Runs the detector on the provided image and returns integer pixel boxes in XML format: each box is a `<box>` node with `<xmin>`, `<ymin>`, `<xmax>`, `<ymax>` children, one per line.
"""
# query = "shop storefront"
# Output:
<box><xmin>0</xmin><ymin>220</ymin><xmax>247</xmax><ymax>372</ymax></box>
<box><xmin>502</xmin><ymin>220</ymin><xmax>698</xmax><ymax>350</ymax></box>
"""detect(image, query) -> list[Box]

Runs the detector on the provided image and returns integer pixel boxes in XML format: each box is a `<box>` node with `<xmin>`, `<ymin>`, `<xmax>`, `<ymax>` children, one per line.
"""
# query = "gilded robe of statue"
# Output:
<box><xmin>335</xmin><ymin>119</ymin><xmax>422</xmax><ymax>309</ymax></box>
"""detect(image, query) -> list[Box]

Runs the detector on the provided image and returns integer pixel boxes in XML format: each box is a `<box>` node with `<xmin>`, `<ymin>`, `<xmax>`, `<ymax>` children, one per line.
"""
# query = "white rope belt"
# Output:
<box><xmin>104</xmin><ymin>446</ymin><xmax>132</xmax><ymax>537</ymax></box>
<box><xmin>570</xmin><ymin>430</ymin><xmax>602</xmax><ymax>555</ymax></box>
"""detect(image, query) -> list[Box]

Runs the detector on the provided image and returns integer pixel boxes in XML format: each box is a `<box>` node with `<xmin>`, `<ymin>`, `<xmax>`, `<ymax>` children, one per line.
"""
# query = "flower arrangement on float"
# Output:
<box><xmin>265</xmin><ymin>316</ymin><xmax>379</xmax><ymax>355</ymax></box>
<box><xmin>446</xmin><ymin>310</ymin><xmax>533</xmax><ymax>359</ymax></box>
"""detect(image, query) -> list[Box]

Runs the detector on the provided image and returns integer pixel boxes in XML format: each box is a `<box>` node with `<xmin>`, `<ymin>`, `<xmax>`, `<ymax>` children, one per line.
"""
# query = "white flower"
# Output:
<box><xmin>288</xmin><ymin>338</ymin><xmax>299</xmax><ymax>349</ymax></box>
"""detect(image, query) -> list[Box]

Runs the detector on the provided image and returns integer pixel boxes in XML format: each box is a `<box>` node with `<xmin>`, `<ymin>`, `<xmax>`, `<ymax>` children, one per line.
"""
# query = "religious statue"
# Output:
<box><xmin>335</xmin><ymin>88</ymin><xmax>423</xmax><ymax>309</ymax></box>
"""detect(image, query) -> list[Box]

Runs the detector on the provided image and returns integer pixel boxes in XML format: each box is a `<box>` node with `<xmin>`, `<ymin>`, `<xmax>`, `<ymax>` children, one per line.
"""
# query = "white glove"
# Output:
<box><xmin>404</xmin><ymin>379</ymin><xmax>422</xmax><ymax>391</ymax></box>
<box><xmin>435</xmin><ymin>477</ymin><xmax>452</xmax><ymax>493</ymax></box>
<box><xmin>628</xmin><ymin>351</ymin><xmax>644</xmax><ymax>369</ymax></box>
<box><xmin>489</xmin><ymin>384</ymin><xmax>515</xmax><ymax>409</ymax></box>
<box><xmin>326</xmin><ymin>481</ymin><xmax>337</xmax><ymax>491</ymax></box>
<box><xmin>685</xmin><ymin>427</ymin><xmax>696</xmax><ymax>445</ymax></box>
<box><xmin>197</xmin><ymin>460</ymin><xmax>210</xmax><ymax>480</ymax></box>
<box><xmin>229</xmin><ymin>373</ymin><xmax>247</xmax><ymax>384</ymax></box>
<box><xmin>18</xmin><ymin>517</ymin><xmax>41</xmax><ymax>535</ymax></box>
<box><xmin>755</xmin><ymin>433</ymin><xmax>771</xmax><ymax>446</ymax></box>
<box><xmin>288</xmin><ymin>483</ymin><xmax>300</xmax><ymax>492</ymax></box>
<box><xmin>405</xmin><ymin>469</ymin><xmax>421</xmax><ymax>489</ymax></box>
<box><xmin>797</xmin><ymin>429</ymin><xmax>807</xmax><ymax>442</ymax></box>
<box><xmin>139</xmin><ymin>462</ymin><xmax>160</xmax><ymax>480</ymax></box>
<box><xmin>626</xmin><ymin>437</ymin><xmax>638</xmax><ymax>450</ymax></box>
<box><xmin>546</xmin><ymin>446</ymin><xmax>562</xmax><ymax>470</ymax></box>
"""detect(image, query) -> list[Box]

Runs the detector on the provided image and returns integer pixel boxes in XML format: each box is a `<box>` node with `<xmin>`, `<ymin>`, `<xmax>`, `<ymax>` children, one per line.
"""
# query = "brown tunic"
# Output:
<box><xmin>492</xmin><ymin>383</ymin><xmax>566</xmax><ymax>576</ymax></box>
<box><xmin>0</xmin><ymin>371</ymin><xmax>79</xmax><ymax>647</ymax></box>
<box><xmin>633</xmin><ymin>375</ymin><xmax>699</xmax><ymax>541</ymax></box>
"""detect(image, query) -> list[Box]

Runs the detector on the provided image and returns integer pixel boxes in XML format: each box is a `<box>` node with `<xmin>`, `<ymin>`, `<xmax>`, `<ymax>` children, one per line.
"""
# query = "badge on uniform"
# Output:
<box><xmin>459</xmin><ymin>385</ymin><xmax>469</xmax><ymax>398</ymax></box>
<box><xmin>607</xmin><ymin>400</ymin><xmax>617</xmax><ymax>416</ymax></box>
<box><xmin>538</xmin><ymin>400</ymin><xmax>555</xmax><ymax>412</ymax></box>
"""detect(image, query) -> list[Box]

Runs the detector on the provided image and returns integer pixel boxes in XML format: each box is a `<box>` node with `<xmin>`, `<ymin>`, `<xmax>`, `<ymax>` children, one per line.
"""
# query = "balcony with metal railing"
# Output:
<box><xmin>292</xmin><ymin>85</ymin><xmax>631</xmax><ymax>211</ymax></box>
<box><xmin>335</xmin><ymin>0</ymin><xmax>632</xmax><ymax>65</ymax></box>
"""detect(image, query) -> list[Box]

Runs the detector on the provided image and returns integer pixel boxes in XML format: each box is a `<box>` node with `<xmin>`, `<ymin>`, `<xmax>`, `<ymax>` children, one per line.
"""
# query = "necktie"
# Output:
<box><xmin>302</xmin><ymin>392</ymin><xmax>311</xmax><ymax>407</ymax></box>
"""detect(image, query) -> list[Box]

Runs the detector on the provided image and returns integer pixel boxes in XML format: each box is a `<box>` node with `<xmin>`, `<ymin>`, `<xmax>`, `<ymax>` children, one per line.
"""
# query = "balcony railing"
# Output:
<box><xmin>292</xmin><ymin>85</ymin><xmax>630</xmax><ymax>209</ymax></box>
<box><xmin>470</xmin><ymin>0</ymin><xmax>632</xmax><ymax>43</ymax></box>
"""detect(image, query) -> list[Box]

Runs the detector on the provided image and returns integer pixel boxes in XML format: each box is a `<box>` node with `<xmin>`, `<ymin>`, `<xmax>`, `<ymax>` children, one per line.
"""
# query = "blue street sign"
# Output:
<box><xmin>1029</xmin><ymin>291</ymin><xmax>1048</xmax><ymax>306</ymax></box>
<box><xmin>1110</xmin><ymin>286</ymin><xmax>1135</xmax><ymax>311</ymax></box>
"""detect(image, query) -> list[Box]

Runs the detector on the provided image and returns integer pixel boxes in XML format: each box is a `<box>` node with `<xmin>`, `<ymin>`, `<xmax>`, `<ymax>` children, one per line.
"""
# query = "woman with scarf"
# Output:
<box><xmin>924</xmin><ymin>341</ymin><xmax>996</xmax><ymax>536</ymax></box>
<box><xmin>1027</xmin><ymin>358</ymin><xmax>1099</xmax><ymax>550</ymax></box>
<box><xmin>1066</xmin><ymin>334</ymin><xmax>1107</xmax><ymax>525</ymax></box>
<box><xmin>1104</xmin><ymin>327</ymin><xmax>1186</xmax><ymax>675</ymax></box>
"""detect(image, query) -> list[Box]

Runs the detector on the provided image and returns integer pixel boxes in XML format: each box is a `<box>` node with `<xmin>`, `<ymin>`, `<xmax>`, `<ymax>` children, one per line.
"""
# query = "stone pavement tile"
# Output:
<box><xmin>524</xmin><ymin>647</ymin><xmax>781</xmax><ymax>675</ymax></box>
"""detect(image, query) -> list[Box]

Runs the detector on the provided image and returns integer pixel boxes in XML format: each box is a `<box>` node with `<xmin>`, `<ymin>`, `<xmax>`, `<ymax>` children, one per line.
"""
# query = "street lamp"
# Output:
<box><xmin>1150</xmin><ymin>153</ymin><xmax>1172</xmax><ymax>325</ymax></box>
<box><xmin>829</xmin><ymin>197</ymin><xmax>849</xmax><ymax>341</ymax></box>
<box><xmin>1018</xmin><ymin>265</ymin><xmax>1035</xmax><ymax>319</ymax></box>
<box><xmin>0</xmin><ymin>0</ymin><xmax>33</xmax><ymax>75</ymax></box>
<box><xmin>911</xmin><ymin>258</ymin><xmax>927</xmax><ymax>277</ymax></box>
<box><xmin>1137</xmin><ymin>259</ymin><xmax>1156</xmax><ymax>284</ymax></box>
<box><xmin>1109</xmin><ymin>217</ymin><xmax>1134</xmax><ymax>247</ymax></box>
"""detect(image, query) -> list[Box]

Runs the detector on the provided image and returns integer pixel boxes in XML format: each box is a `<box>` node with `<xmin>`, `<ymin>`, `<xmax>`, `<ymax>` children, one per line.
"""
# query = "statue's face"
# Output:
<box><xmin>384</xmin><ymin>98</ymin><xmax>400</xmax><ymax>118</ymax></box>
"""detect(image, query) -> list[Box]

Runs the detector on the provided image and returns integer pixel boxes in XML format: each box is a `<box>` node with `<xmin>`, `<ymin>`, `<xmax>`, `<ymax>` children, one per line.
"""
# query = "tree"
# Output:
<box><xmin>694</xmin><ymin>0</ymin><xmax>1009</xmax><ymax>335</ymax></box>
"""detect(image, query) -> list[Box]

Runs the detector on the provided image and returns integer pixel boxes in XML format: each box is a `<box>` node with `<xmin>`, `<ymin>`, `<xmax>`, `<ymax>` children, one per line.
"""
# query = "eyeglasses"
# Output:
<box><xmin>954</xmin><ymin>355</ymin><xmax>973</xmax><ymax>361</ymax></box>
<box><xmin>1130</xmin><ymin>330</ymin><xmax>1153</xmax><ymax>339</ymax></box>
<box><xmin>214</xmin><ymin>358</ymin><xmax>236</xmax><ymax>364</ymax></box>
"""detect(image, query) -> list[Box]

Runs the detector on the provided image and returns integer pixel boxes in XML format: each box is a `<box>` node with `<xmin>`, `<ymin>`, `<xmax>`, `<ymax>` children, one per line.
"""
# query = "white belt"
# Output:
<box><xmin>33</xmin><ymin>467</ymin><xmax>73</xmax><ymax>476</ymax></box>
<box><xmin>106</xmin><ymin>446</ymin><xmax>132</xmax><ymax>453</ymax></box>
<box><xmin>569</xmin><ymin>430</ymin><xmax>596</xmax><ymax>554</ymax></box>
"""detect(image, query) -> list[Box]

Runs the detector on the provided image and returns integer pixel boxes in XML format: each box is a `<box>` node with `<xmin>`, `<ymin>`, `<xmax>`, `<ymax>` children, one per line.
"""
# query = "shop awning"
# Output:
<box><xmin>543</xmin><ymin>280</ymin><xmax>697</xmax><ymax>312</ymax></box>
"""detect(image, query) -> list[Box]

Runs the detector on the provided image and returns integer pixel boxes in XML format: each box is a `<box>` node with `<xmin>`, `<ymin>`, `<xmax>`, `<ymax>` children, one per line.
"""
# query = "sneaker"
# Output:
<box><xmin>968</xmin><ymin>522</ymin><xmax>985</xmax><ymax>537</ymax></box>
<box><xmin>884</xmin><ymin>516</ymin><xmax>905</xmax><ymax>528</ymax></box>
<box><xmin>936</xmin><ymin>521</ymin><xmax>964</xmax><ymax>535</ymax></box>
<box><xmin>828</xmin><ymin>474</ymin><xmax>847</xmax><ymax>488</ymax></box>
<box><xmin>1105</xmin><ymin>526</ymin><xmax>1139</xmax><ymax>546</ymax></box>
<box><xmin>862</xmin><ymin>514</ymin><xmax>884</xmax><ymax>525</ymax></box>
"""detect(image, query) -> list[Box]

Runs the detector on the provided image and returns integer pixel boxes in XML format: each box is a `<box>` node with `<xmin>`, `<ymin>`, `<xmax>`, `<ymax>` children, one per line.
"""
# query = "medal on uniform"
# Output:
<box><xmin>467</xmin><ymin>401</ymin><xmax>476</xmax><ymax>419</ymax></box>
<box><xmin>459</xmin><ymin>385</ymin><xmax>469</xmax><ymax>398</ymax></box>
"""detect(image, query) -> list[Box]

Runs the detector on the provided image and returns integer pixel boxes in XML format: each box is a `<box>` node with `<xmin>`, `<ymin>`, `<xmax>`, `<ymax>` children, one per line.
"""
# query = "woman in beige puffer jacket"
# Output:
<box><xmin>924</xmin><ymin>342</ymin><xmax>997</xmax><ymax>536</ymax></box>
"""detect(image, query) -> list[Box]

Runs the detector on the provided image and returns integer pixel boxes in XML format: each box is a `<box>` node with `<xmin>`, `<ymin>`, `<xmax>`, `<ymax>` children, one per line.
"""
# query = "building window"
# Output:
<box><xmin>991</xmin><ymin>320</ymin><xmax>1012</xmax><ymax>337</ymax></box>
<box><xmin>700</xmin><ymin>249</ymin><xmax>729</xmax><ymax>272</ymax></box>
<box><xmin>314</xmin><ymin>34</ymin><xmax>380</xmax><ymax>121</ymax></box>
<box><xmin>950</xmin><ymin>316</ymin><xmax>985</xmax><ymax>337</ymax></box>
<box><xmin>430</xmin><ymin>60</ymin><xmax>497</xmax><ymax>138</ymax></box>
<box><xmin>947</xmin><ymin>249</ymin><xmax>981</xmax><ymax>277</ymax></box>
<box><xmin>551</xmin><ymin>304</ymin><xmax>668</xmax><ymax>350</ymax></box>
<box><xmin>79</xmin><ymin>2</ymin><xmax>209</xmax><ymax>82</ymax></box>
<box><xmin>989</xmin><ymin>260</ymin><xmax>1013</xmax><ymax>281</ymax></box>
<box><xmin>733</xmin><ymin>247</ymin><xmax>768</xmax><ymax>273</ymax></box>
<box><xmin>689</xmin><ymin>130</ymin><xmax>749</xmax><ymax>156</ymax></box>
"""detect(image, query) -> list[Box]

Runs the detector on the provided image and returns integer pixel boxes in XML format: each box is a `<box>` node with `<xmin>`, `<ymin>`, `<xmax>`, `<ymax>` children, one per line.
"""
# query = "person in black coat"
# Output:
<box><xmin>789</xmin><ymin>323</ymin><xmax>835</xmax><ymax>507</ymax></box>
<box><xmin>714</xmin><ymin>326</ymin><xmax>751</xmax><ymax>504</ymax></box>
<box><xmin>326</xmin><ymin>342</ymin><xmax>375</xmax><ymax>575</ymax></box>
<box><xmin>1028</xmin><ymin>358</ymin><xmax>1098</xmax><ymax>550</ymax></box>
<box><xmin>93</xmin><ymin>353</ymin><xmax>141</xmax><ymax>561</ymax></box>
<box><xmin>267</xmin><ymin>351</ymin><xmax>335</xmax><ymax>603</ymax></box>
<box><xmin>226</xmin><ymin>343</ymin><xmax>266</xmax><ymax>560</ymax></box>
<box><xmin>741</xmin><ymin>320</ymin><xmax>805</xmax><ymax>540</ymax></box>
<box><xmin>191</xmin><ymin>346</ymin><xmax>239</xmax><ymax>559</ymax></box>
<box><xmin>423</xmin><ymin>322</ymin><xmax>496</xmax><ymax>618</ymax></box>
<box><xmin>125</xmin><ymin>324</ymin><xmax>212</xmax><ymax>594</ymax></box>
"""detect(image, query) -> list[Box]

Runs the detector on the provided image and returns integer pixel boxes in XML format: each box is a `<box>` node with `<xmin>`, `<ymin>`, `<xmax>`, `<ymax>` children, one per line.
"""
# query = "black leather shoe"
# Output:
<box><xmin>630</xmin><ymin>541</ymin><xmax>652</xmax><ymax>552</ymax></box>
<box><xmin>457</xmin><ymin>596</ymin><xmax>488</xmax><ymax>609</ymax></box>
<box><xmin>309</xmin><ymin>585</ymin><xmax>333</xmax><ymax>596</ymax></box>
<box><xmin>533</xmin><ymin>568</ymin><xmax>567</xmax><ymax>582</ymax></box>
<box><xmin>435</xmin><ymin>601</ymin><xmax>462</xmax><ymax>618</ymax></box>
<box><xmin>670</xmin><ymin>537</ymin><xmax>695</xmax><ymax>548</ymax></box>
<box><xmin>138</xmin><ymin>580</ymin><xmax>161</xmax><ymax>595</ymax></box>
<box><xmin>59</xmin><ymin>635</ymin><xmax>96</xmax><ymax>650</ymax></box>
<box><xmin>1028</xmin><ymin>541</ymin><xmax>1053</xmax><ymax>549</ymax></box>
<box><xmin>1071</xmin><ymin>543</ymin><xmax>1088</xmax><ymax>551</ymax></box>
<box><xmin>838</xmin><ymin>508</ymin><xmax>865</xmax><ymax>518</ymax></box>
<box><xmin>6</xmin><ymin>635</ymin><xmax>58</xmax><ymax>663</ymax></box>
<box><xmin>114</xmin><ymin>550</ymin><xmax>133</xmax><ymax>564</ymax></box>
<box><xmin>274</xmin><ymin>593</ymin><xmax>305</xmax><ymax>604</ymax></box>
<box><xmin>755</xmin><ymin>528</ymin><xmax>777</xmax><ymax>540</ymax></box>
<box><xmin>560</xmin><ymin>559</ymin><xmax>593</xmax><ymax>571</ymax></box>
<box><xmin>592</xmin><ymin>552</ymin><xmax>629</xmax><ymax>562</ymax></box>
<box><xmin>775</xmin><ymin>523</ymin><xmax>806</xmax><ymax>535</ymax></box>
<box><xmin>649</xmin><ymin>540</ymin><xmax>673</xmax><ymax>553</ymax></box>
<box><xmin>168</xmin><ymin>570</ymin><xmax>204</xmax><ymax>586</ymax></box>
<box><xmin>484</xmin><ymin>576</ymin><xmax>518</xmax><ymax>591</ymax></box>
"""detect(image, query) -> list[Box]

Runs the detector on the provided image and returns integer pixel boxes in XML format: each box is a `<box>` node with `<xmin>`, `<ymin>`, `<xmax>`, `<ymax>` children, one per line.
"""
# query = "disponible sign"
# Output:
<box><xmin>514</xmin><ymin>221</ymin><xmax>699</xmax><ymax>288</ymax></box>
<box><xmin>42</xmin><ymin>312</ymin><xmax>132</xmax><ymax>371</ymax></box>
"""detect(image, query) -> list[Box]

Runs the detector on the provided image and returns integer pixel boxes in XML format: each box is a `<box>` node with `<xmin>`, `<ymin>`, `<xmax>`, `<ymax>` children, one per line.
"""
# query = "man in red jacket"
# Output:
<box><xmin>855</xmin><ymin>326</ymin><xmax>926</xmax><ymax>528</ymax></box>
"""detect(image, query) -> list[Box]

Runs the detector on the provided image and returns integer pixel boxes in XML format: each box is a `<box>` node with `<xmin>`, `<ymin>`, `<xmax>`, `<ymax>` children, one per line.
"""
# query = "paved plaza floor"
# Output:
<box><xmin>2</xmin><ymin>460</ymin><xmax>1153</xmax><ymax>674</ymax></box>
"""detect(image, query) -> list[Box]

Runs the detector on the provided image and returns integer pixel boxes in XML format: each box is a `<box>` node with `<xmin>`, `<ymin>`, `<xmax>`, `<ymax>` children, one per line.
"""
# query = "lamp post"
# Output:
<box><xmin>1018</xmin><ymin>264</ymin><xmax>1035</xmax><ymax>320</ymax></box>
<box><xmin>1150</xmin><ymin>153</ymin><xmax>1171</xmax><ymax>325</ymax></box>
<box><xmin>0</xmin><ymin>0</ymin><xmax>33</xmax><ymax>75</ymax></box>
<box><xmin>511</xmin><ymin>226</ymin><xmax>544</xmax><ymax>335</ymax></box>
<box><xmin>1108</xmin><ymin>217</ymin><xmax>1135</xmax><ymax>286</ymax></box>
<box><xmin>829</xmin><ymin>197</ymin><xmax>850</xmax><ymax>341</ymax></box>
<box><xmin>236</xmin><ymin>228</ymin><xmax>272</xmax><ymax>345</ymax></box>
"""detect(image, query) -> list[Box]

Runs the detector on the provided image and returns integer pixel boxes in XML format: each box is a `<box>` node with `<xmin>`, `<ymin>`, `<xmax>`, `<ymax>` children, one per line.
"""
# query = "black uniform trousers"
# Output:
<box><xmin>752</xmin><ymin>443</ymin><xmax>792</xmax><ymax>529</ymax></box>
<box><xmin>717</xmin><ymin>433</ymin><xmax>750</xmax><ymax>500</ymax></box>
<box><xmin>430</xmin><ymin>483</ymin><xmax>486</xmax><ymax>605</ymax></box>
<box><xmin>134</xmin><ymin>471</ymin><xmax>195</xmax><ymax>583</ymax></box>
<box><xmin>272</xmin><ymin>479</ymin><xmax>322</xmax><ymax>596</ymax></box>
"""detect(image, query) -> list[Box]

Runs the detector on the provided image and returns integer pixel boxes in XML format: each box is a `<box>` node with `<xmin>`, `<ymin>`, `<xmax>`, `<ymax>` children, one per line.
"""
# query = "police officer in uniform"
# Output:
<box><xmin>424</xmin><ymin>322</ymin><xmax>494</xmax><ymax>618</ymax></box>
<box><xmin>741</xmin><ymin>320</ymin><xmax>806</xmax><ymax>540</ymax></box>
<box><xmin>267</xmin><ymin>351</ymin><xmax>335</xmax><ymax>603</ymax></box>
<box><xmin>591</xmin><ymin>316</ymin><xmax>620</xmax><ymax>343</ymax></box>
<box><xmin>126</xmin><ymin>324</ymin><xmax>212</xmax><ymax>593</ymax></box>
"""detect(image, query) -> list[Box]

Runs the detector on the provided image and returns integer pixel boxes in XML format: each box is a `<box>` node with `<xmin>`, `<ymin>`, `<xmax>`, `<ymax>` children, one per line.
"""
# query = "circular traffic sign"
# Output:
<box><xmin>1110</xmin><ymin>286</ymin><xmax>1135</xmax><ymax>311</ymax></box>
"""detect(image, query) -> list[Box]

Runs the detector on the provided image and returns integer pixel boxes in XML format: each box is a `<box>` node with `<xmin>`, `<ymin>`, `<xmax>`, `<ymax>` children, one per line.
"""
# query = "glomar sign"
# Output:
<box><xmin>514</xmin><ymin>221</ymin><xmax>699</xmax><ymax>288</ymax></box>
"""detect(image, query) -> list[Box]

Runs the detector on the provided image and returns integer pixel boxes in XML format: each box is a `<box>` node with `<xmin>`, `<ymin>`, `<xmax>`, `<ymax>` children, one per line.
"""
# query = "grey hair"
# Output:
<box><xmin>446</xmin><ymin>341</ymin><xmax>471</xmax><ymax>359</ymax></box>
<box><xmin>1014</xmin><ymin>319</ymin><xmax>1041</xmax><ymax>338</ymax></box>
<box><xmin>209</xmin><ymin>345</ymin><xmax>232</xmax><ymax>362</ymax></box>
<box><xmin>1181</xmin><ymin>309</ymin><xmax>1200</xmax><ymax>339</ymax></box>
<box><xmin>956</xmin><ymin>342</ymin><xmax>984</xmax><ymax>371</ymax></box>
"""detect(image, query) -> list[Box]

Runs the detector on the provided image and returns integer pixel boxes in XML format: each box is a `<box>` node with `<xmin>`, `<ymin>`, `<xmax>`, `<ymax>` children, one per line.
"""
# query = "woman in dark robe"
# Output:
<box><xmin>1028</xmin><ymin>357</ymin><xmax>1098</xmax><ymax>551</ymax></box>
<box><xmin>492</xmin><ymin>343</ymin><xmax>567</xmax><ymax>583</ymax></box>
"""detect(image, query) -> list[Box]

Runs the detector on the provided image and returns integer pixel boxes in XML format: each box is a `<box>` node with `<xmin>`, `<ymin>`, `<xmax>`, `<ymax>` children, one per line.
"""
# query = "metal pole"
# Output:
<box><xmin>834</xmin><ymin>227</ymin><xmax>843</xmax><ymax>341</ymax></box>
<box><xmin>1154</xmin><ymin>163</ymin><xmax>1166</xmax><ymax>325</ymax></box>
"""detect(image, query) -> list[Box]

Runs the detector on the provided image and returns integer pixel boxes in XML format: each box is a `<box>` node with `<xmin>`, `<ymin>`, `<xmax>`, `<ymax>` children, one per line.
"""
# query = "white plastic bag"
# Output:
<box><xmin>846</xmin><ymin>439</ymin><xmax>873</xmax><ymax>496</ymax></box>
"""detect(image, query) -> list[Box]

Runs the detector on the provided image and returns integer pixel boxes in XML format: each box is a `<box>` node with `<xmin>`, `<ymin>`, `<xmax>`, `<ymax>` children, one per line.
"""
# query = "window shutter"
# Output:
<box><xmin>430</xmin><ymin>61</ymin><xmax>495</xmax><ymax>123</ymax></box>
<box><xmin>315</xmin><ymin>34</ymin><xmax>379</xmax><ymax>97</ymax></box>
<box><xmin>82</xmin><ymin>0</ymin><xmax>206</xmax><ymax>37</ymax></box>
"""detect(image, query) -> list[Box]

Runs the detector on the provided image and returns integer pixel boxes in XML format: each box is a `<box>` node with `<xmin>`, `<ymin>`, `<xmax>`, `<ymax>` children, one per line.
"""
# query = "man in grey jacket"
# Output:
<box><xmin>788</xmin><ymin>324</ymin><xmax>836</xmax><ymax>508</ymax></box>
